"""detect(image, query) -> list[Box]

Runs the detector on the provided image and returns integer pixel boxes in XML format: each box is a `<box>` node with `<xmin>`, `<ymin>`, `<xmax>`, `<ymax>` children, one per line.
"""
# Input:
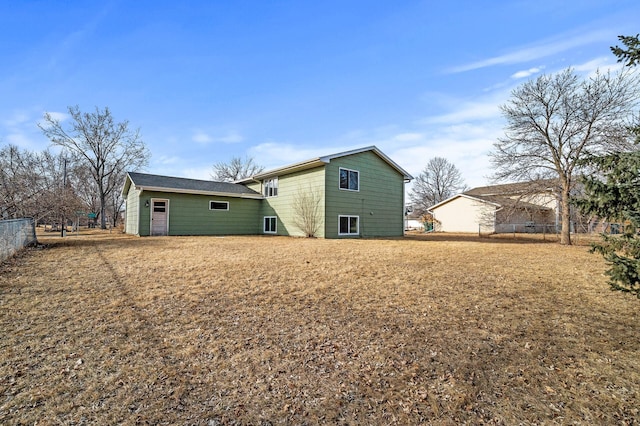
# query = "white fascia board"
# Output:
<box><xmin>135</xmin><ymin>185</ymin><xmax>264</xmax><ymax>199</ymax></box>
<box><xmin>240</xmin><ymin>145</ymin><xmax>413</xmax><ymax>182</ymax></box>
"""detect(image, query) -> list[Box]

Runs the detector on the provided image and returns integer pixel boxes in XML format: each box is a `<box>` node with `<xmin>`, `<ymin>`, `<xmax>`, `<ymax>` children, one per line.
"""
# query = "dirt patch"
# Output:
<box><xmin>1</xmin><ymin>231</ymin><xmax>638</xmax><ymax>424</ymax></box>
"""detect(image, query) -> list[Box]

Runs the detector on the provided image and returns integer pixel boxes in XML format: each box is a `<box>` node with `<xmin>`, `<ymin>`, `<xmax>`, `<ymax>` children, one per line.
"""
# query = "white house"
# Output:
<box><xmin>429</xmin><ymin>181</ymin><xmax>558</xmax><ymax>234</ymax></box>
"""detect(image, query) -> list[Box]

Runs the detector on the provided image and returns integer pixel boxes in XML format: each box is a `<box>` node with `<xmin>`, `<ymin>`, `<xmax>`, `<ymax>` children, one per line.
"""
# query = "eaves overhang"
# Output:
<box><xmin>135</xmin><ymin>185</ymin><xmax>264</xmax><ymax>199</ymax></box>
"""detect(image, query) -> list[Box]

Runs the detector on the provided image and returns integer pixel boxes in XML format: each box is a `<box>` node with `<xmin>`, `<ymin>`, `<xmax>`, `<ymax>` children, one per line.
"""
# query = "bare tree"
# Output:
<box><xmin>0</xmin><ymin>144</ymin><xmax>85</xmax><ymax>225</ymax></box>
<box><xmin>39</xmin><ymin>106</ymin><xmax>150</xmax><ymax>229</ymax></box>
<box><xmin>491</xmin><ymin>68</ymin><xmax>639</xmax><ymax>245</ymax></box>
<box><xmin>292</xmin><ymin>186</ymin><xmax>322</xmax><ymax>237</ymax></box>
<box><xmin>212</xmin><ymin>156</ymin><xmax>264</xmax><ymax>182</ymax></box>
<box><xmin>0</xmin><ymin>144</ymin><xmax>35</xmax><ymax>219</ymax></box>
<box><xmin>410</xmin><ymin>157</ymin><xmax>467</xmax><ymax>215</ymax></box>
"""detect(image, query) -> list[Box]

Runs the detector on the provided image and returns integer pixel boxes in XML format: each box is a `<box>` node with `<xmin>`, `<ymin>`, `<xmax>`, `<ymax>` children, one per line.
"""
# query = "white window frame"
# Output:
<box><xmin>209</xmin><ymin>200</ymin><xmax>229</xmax><ymax>211</ymax></box>
<box><xmin>338</xmin><ymin>215</ymin><xmax>359</xmax><ymax>236</ymax></box>
<box><xmin>339</xmin><ymin>168</ymin><xmax>359</xmax><ymax>191</ymax></box>
<box><xmin>264</xmin><ymin>216</ymin><xmax>277</xmax><ymax>234</ymax></box>
<box><xmin>264</xmin><ymin>177</ymin><xmax>279</xmax><ymax>197</ymax></box>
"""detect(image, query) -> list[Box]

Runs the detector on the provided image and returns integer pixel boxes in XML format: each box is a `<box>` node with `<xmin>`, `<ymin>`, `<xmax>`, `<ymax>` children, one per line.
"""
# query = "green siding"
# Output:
<box><xmin>136</xmin><ymin>191</ymin><xmax>261</xmax><ymax>236</ymax></box>
<box><xmin>260</xmin><ymin>167</ymin><xmax>326</xmax><ymax>237</ymax></box>
<box><xmin>124</xmin><ymin>149</ymin><xmax>407</xmax><ymax>238</ymax></box>
<box><xmin>324</xmin><ymin>151</ymin><xmax>405</xmax><ymax>238</ymax></box>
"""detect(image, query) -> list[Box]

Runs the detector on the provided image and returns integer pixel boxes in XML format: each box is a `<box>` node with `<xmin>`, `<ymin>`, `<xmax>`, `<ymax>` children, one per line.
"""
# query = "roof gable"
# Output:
<box><xmin>123</xmin><ymin>172</ymin><xmax>263</xmax><ymax>199</ymax></box>
<box><xmin>465</xmin><ymin>179</ymin><xmax>557</xmax><ymax>197</ymax></box>
<box><xmin>429</xmin><ymin>193</ymin><xmax>502</xmax><ymax>211</ymax></box>
<box><xmin>235</xmin><ymin>145</ymin><xmax>412</xmax><ymax>183</ymax></box>
<box><xmin>429</xmin><ymin>179</ymin><xmax>557</xmax><ymax>211</ymax></box>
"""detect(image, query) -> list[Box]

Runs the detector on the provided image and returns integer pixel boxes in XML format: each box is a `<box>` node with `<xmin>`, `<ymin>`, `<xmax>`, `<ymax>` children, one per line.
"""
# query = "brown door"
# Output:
<box><xmin>151</xmin><ymin>199</ymin><xmax>169</xmax><ymax>236</ymax></box>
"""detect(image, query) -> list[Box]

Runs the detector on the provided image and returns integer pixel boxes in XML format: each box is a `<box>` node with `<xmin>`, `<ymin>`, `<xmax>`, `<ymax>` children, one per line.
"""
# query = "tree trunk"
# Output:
<box><xmin>100</xmin><ymin>193</ymin><xmax>107</xmax><ymax>229</ymax></box>
<box><xmin>560</xmin><ymin>184</ymin><xmax>572</xmax><ymax>245</ymax></box>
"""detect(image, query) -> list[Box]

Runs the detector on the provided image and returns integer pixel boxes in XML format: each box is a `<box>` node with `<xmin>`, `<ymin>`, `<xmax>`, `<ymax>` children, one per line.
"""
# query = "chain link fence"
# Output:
<box><xmin>0</xmin><ymin>218</ymin><xmax>37</xmax><ymax>262</ymax></box>
<box><xmin>494</xmin><ymin>222</ymin><xmax>559</xmax><ymax>234</ymax></box>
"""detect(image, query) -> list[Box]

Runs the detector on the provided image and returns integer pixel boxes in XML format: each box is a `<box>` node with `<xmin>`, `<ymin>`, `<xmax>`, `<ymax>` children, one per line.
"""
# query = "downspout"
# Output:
<box><xmin>403</xmin><ymin>178</ymin><xmax>410</xmax><ymax>236</ymax></box>
<box><xmin>358</xmin><ymin>198</ymin><xmax>364</xmax><ymax>238</ymax></box>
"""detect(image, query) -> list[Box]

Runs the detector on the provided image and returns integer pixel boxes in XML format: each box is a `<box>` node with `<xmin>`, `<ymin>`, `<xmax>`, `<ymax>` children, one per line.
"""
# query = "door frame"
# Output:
<box><xmin>150</xmin><ymin>198</ymin><xmax>170</xmax><ymax>236</ymax></box>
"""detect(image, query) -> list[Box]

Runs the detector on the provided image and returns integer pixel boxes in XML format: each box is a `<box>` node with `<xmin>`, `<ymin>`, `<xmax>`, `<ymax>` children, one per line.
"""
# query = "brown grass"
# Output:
<box><xmin>1</xmin><ymin>229</ymin><xmax>638</xmax><ymax>424</ymax></box>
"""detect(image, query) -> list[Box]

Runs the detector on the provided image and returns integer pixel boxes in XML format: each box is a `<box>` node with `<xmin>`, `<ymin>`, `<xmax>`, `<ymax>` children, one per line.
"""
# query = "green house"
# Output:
<box><xmin>122</xmin><ymin>146</ymin><xmax>412</xmax><ymax>238</ymax></box>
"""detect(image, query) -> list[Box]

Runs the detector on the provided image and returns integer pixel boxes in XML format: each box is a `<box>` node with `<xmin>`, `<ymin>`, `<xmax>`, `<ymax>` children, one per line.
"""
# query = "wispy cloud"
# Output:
<box><xmin>381</xmin><ymin>122</ymin><xmax>500</xmax><ymax>188</ymax></box>
<box><xmin>511</xmin><ymin>66</ymin><xmax>545</xmax><ymax>79</ymax></box>
<box><xmin>181</xmin><ymin>166</ymin><xmax>214</xmax><ymax>181</ymax></box>
<box><xmin>2</xmin><ymin>111</ymin><xmax>31</xmax><ymax>127</ymax></box>
<box><xmin>192</xmin><ymin>130</ymin><xmax>243</xmax><ymax>145</ymax></box>
<box><xmin>573</xmin><ymin>56</ymin><xmax>623</xmax><ymax>76</ymax></box>
<box><xmin>157</xmin><ymin>155</ymin><xmax>181</xmax><ymax>165</ymax></box>
<box><xmin>448</xmin><ymin>28</ymin><xmax>614</xmax><ymax>73</ymax></box>
<box><xmin>421</xmin><ymin>99</ymin><xmax>504</xmax><ymax>126</ymax></box>
<box><xmin>249</xmin><ymin>142</ymin><xmax>346</xmax><ymax>170</ymax></box>
<box><xmin>0</xmin><ymin>109</ymin><xmax>53</xmax><ymax>149</ymax></box>
<box><xmin>43</xmin><ymin>111</ymin><xmax>69</xmax><ymax>122</ymax></box>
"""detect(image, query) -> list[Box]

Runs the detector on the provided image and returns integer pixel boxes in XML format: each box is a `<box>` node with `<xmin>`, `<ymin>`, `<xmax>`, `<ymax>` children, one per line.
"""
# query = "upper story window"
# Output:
<box><xmin>339</xmin><ymin>168</ymin><xmax>359</xmax><ymax>191</ymax></box>
<box><xmin>264</xmin><ymin>177</ymin><xmax>278</xmax><ymax>197</ymax></box>
<box><xmin>209</xmin><ymin>200</ymin><xmax>229</xmax><ymax>211</ymax></box>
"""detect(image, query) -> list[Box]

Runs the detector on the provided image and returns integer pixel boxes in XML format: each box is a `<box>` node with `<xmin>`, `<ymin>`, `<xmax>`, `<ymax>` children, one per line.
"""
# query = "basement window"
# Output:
<box><xmin>209</xmin><ymin>201</ymin><xmax>229</xmax><ymax>211</ymax></box>
<box><xmin>264</xmin><ymin>216</ymin><xmax>277</xmax><ymax>234</ymax></box>
<box><xmin>338</xmin><ymin>215</ymin><xmax>359</xmax><ymax>235</ymax></box>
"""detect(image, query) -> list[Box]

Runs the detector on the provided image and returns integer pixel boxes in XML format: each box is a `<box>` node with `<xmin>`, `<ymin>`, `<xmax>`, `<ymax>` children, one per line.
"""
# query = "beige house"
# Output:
<box><xmin>429</xmin><ymin>181</ymin><xmax>559</xmax><ymax>234</ymax></box>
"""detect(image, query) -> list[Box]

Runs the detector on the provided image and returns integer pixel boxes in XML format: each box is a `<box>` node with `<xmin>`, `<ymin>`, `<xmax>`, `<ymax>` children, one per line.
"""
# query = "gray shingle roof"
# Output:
<box><xmin>464</xmin><ymin>179</ymin><xmax>558</xmax><ymax>197</ymax></box>
<box><xmin>126</xmin><ymin>172</ymin><xmax>262</xmax><ymax>198</ymax></box>
<box><xmin>466</xmin><ymin>194</ymin><xmax>551</xmax><ymax>210</ymax></box>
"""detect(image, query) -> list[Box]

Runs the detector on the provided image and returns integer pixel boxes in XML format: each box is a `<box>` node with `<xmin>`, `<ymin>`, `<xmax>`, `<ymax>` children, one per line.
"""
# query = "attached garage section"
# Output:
<box><xmin>136</xmin><ymin>191</ymin><xmax>261</xmax><ymax>236</ymax></box>
<box><xmin>123</xmin><ymin>172</ymin><xmax>263</xmax><ymax>236</ymax></box>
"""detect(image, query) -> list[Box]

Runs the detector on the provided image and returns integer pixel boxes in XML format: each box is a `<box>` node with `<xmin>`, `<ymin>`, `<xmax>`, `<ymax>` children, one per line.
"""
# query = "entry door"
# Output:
<box><xmin>151</xmin><ymin>199</ymin><xmax>169</xmax><ymax>236</ymax></box>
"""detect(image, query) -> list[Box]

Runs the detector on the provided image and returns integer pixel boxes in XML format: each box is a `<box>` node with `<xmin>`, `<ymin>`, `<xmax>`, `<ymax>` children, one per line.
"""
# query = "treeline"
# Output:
<box><xmin>1</xmin><ymin>144</ymin><xmax>116</xmax><ymax>227</ymax></box>
<box><xmin>1</xmin><ymin>106</ymin><xmax>149</xmax><ymax>229</ymax></box>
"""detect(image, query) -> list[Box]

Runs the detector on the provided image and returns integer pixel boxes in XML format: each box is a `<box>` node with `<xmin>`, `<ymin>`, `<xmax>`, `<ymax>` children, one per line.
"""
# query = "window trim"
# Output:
<box><xmin>209</xmin><ymin>200</ymin><xmax>229</xmax><ymax>211</ymax></box>
<box><xmin>263</xmin><ymin>177</ymin><xmax>279</xmax><ymax>197</ymax></box>
<box><xmin>263</xmin><ymin>216</ymin><xmax>277</xmax><ymax>234</ymax></box>
<box><xmin>338</xmin><ymin>215</ymin><xmax>359</xmax><ymax>236</ymax></box>
<box><xmin>339</xmin><ymin>168</ymin><xmax>359</xmax><ymax>192</ymax></box>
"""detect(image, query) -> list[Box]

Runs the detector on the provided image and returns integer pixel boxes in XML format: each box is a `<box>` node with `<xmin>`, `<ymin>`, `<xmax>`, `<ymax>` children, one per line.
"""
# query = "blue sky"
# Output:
<box><xmin>1</xmin><ymin>0</ymin><xmax>637</xmax><ymax>188</ymax></box>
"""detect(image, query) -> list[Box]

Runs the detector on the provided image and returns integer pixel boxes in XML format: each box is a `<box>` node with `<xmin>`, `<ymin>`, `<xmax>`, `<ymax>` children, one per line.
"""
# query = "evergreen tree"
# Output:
<box><xmin>576</xmin><ymin>151</ymin><xmax>640</xmax><ymax>296</ymax></box>
<box><xmin>576</xmin><ymin>34</ymin><xmax>640</xmax><ymax>297</ymax></box>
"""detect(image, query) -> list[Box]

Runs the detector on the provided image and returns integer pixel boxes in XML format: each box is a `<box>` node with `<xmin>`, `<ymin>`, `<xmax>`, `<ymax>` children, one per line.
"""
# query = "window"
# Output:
<box><xmin>264</xmin><ymin>177</ymin><xmax>278</xmax><ymax>197</ymax></box>
<box><xmin>209</xmin><ymin>200</ymin><xmax>229</xmax><ymax>211</ymax></box>
<box><xmin>339</xmin><ymin>168</ymin><xmax>359</xmax><ymax>191</ymax></box>
<box><xmin>264</xmin><ymin>216</ymin><xmax>277</xmax><ymax>234</ymax></box>
<box><xmin>153</xmin><ymin>201</ymin><xmax>166</xmax><ymax>212</ymax></box>
<box><xmin>338</xmin><ymin>215</ymin><xmax>359</xmax><ymax>235</ymax></box>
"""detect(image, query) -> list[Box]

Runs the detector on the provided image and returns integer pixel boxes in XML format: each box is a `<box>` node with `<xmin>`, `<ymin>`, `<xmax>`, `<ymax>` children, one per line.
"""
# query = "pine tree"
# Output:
<box><xmin>576</xmin><ymin>151</ymin><xmax>640</xmax><ymax>296</ymax></box>
<box><xmin>575</xmin><ymin>34</ymin><xmax>640</xmax><ymax>297</ymax></box>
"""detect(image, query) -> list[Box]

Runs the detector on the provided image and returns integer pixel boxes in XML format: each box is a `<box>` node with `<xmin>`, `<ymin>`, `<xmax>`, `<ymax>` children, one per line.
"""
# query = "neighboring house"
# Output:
<box><xmin>428</xmin><ymin>180</ymin><xmax>559</xmax><ymax>234</ymax></box>
<box><xmin>122</xmin><ymin>146</ymin><xmax>413</xmax><ymax>238</ymax></box>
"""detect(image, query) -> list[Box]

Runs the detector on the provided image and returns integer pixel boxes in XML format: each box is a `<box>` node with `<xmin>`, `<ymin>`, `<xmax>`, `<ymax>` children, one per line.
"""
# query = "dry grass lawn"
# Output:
<box><xmin>1</xmin><ymin>230</ymin><xmax>638</xmax><ymax>424</ymax></box>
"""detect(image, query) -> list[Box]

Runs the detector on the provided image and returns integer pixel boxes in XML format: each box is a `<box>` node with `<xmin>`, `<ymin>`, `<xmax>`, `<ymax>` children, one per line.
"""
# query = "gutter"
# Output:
<box><xmin>135</xmin><ymin>185</ymin><xmax>264</xmax><ymax>199</ymax></box>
